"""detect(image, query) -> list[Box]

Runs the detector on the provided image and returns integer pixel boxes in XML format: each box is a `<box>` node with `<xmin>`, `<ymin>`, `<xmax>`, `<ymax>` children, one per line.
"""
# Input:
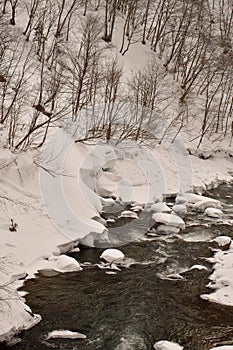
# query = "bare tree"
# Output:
<box><xmin>62</xmin><ymin>14</ymin><xmax>102</xmax><ymax>120</ymax></box>
<box><xmin>9</xmin><ymin>0</ymin><xmax>18</xmax><ymax>25</ymax></box>
<box><xmin>23</xmin><ymin>0</ymin><xmax>40</xmax><ymax>41</ymax></box>
<box><xmin>103</xmin><ymin>0</ymin><xmax>118</xmax><ymax>42</ymax></box>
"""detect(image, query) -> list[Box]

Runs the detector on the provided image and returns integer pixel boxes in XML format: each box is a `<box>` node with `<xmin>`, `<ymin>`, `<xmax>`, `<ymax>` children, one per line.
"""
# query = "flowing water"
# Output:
<box><xmin>6</xmin><ymin>184</ymin><xmax>233</xmax><ymax>350</ymax></box>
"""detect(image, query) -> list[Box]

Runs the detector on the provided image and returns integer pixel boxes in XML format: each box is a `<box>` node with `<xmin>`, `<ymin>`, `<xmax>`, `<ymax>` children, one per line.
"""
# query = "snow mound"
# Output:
<box><xmin>46</xmin><ymin>330</ymin><xmax>86</xmax><ymax>339</ymax></box>
<box><xmin>152</xmin><ymin>213</ymin><xmax>185</xmax><ymax>230</ymax></box>
<box><xmin>172</xmin><ymin>204</ymin><xmax>187</xmax><ymax>215</ymax></box>
<box><xmin>48</xmin><ymin>255</ymin><xmax>82</xmax><ymax>273</ymax></box>
<box><xmin>193</xmin><ymin>200</ymin><xmax>222</xmax><ymax>213</ymax></box>
<box><xmin>153</xmin><ymin>340</ymin><xmax>183</xmax><ymax>350</ymax></box>
<box><xmin>100</xmin><ymin>249</ymin><xmax>125</xmax><ymax>263</ymax></box>
<box><xmin>151</xmin><ymin>203</ymin><xmax>172</xmax><ymax>213</ymax></box>
<box><xmin>204</xmin><ymin>208</ymin><xmax>223</xmax><ymax>218</ymax></box>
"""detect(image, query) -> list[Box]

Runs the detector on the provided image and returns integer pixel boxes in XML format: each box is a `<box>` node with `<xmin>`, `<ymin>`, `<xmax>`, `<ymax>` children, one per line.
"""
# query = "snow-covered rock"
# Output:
<box><xmin>153</xmin><ymin>340</ymin><xmax>183</xmax><ymax>350</ymax></box>
<box><xmin>106</xmin><ymin>218</ymin><xmax>116</xmax><ymax>224</ymax></box>
<box><xmin>46</xmin><ymin>330</ymin><xmax>86</xmax><ymax>340</ymax></box>
<box><xmin>101</xmin><ymin>197</ymin><xmax>115</xmax><ymax>207</ymax></box>
<box><xmin>172</xmin><ymin>204</ymin><xmax>187</xmax><ymax>216</ymax></box>
<box><xmin>151</xmin><ymin>203</ymin><xmax>172</xmax><ymax>213</ymax></box>
<box><xmin>48</xmin><ymin>255</ymin><xmax>82</xmax><ymax>273</ymax></box>
<box><xmin>204</xmin><ymin>208</ymin><xmax>223</xmax><ymax>218</ymax></box>
<box><xmin>182</xmin><ymin>193</ymin><xmax>220</xmax><ymax>205</ymax></box>
<box><xmin>193</xmin><ymin>200</ymin><xmax>222</xmax><ymax>213</ymax></box>
<box><xmin>131</xmin><ymin>204</ymin><xmax>143</xmax><ymax>212</ymax></box>
<box><xmin>69</xmin><ymin>247</ymin><xmax>80</xmax><ymax>253</ymax></box>
<box><xmin>212</xmin><ymin>236</ymin><xmax>231</xmax><ymax>250</ymax></box>
<box><xmin>189</xmin><ymin>265</ymin><xmax>208</xmax><ymax>271</ymax></box>
<box><xmin>100</xmin><ymin>249</ymin><xmax>125</xmax><ymax>263</ymax></box>
<box><xmin>152</xmin><ymin>213</ymin><xmax>185</xmax><ymax>230</ymax></box>
<box><xmin>119</xmin><ymin>210</ymin><xmax>138</xmax><ymax>219</ymax></box>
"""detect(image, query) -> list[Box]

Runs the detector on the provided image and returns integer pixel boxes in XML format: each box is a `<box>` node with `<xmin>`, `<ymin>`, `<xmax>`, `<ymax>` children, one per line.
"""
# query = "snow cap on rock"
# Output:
<box><xmin>52</xmin><ymin>255</ymin><xmax>82</xmax><ymax>272</ymax></box>
<box><xmin>151</xmin><ymin>202</ymin><xmax>172</xmax><ymax>213</ymax></box>
<box><xmin>152</xmin><ymin>213</ymin><xmax>185</xmax><ymax>230</ymax></box>
<box><xmin>204</xmin><ymin>207</ymin><xmax>223</xmax><ymax>218</ymax></box>
<box><xmin>212</xmin><ymin>236</ymin><xmax>231</xmax><ymax>251</ymax></box>
<box><xmin>153</xmin><ymin>340</ymin><xmax>183</xmax><ymax>350</ymax></box>
<box><xmin>100</xmin><ymin>249</ymin><xmax>125</xmax><ymax>263</ymax></box>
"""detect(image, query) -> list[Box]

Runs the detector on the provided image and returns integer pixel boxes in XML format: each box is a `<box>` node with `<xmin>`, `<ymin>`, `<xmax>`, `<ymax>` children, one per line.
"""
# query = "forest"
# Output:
<box><xmin>0</xmin><ymin>0</ymin><xmax>232</xmax><ymax>149</ymax></box>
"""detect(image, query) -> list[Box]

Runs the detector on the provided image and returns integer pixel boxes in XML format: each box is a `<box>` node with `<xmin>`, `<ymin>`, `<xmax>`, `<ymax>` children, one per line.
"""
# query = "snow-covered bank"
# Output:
<box><xmin>202</xmin><ymin>239</ymin><xmax>233</xmax><ymax>306</ymax></box>
<box><xmin>0</xmin><ymin>256</ymin><xmax>41</xmax><ymax>344</ymax></box>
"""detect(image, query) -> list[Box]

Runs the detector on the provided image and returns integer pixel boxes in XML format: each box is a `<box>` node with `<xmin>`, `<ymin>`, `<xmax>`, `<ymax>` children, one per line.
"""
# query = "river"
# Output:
<box><xmin>7</xmin><ymin>183</ymin><xmax>233</xmax><ymax>350</ymax></box>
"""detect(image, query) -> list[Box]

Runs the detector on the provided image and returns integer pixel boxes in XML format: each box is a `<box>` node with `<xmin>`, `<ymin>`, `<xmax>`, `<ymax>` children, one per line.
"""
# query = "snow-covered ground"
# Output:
<box><xmin>0</xmin><ymin>1</ymin><xmax>232</xmax><ymax>344</ymax></box>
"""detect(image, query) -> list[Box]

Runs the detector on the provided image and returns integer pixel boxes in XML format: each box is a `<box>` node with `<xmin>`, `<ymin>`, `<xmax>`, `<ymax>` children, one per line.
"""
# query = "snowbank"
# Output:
<box><xmin>201</xmin><ymin>242</ymin><xmax>233</xmax><ymax>306</ymax></box>
<box><xmin>0</xmin><ymin>256</ymin><xmax>41</xmax><ymax>344</ymax></box>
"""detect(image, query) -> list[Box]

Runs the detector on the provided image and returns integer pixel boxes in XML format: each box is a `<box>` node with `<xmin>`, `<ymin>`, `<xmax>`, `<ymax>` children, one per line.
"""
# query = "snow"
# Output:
<box><xmin>101</xmin><ymin>197</ymin><xmax>115</xmax><ymax>206</ymax></box>
<box><xmin>172</xmin><ymin>204</ymin><xmax>187</xmax><ymax>215</ymax></box>
<box><xmin>46</xmin><ymin>330</ymin><xmax>87</xmax><ymax>340</ymax></box>
<box><xmin>131</xmin><ymin>204</ymin><xmax>144</xmax><ymax>212</ymax></box>
<box><xmin>178</xmin><ymin>193</ymin><xmax>219</xmax><ymax>205</ymax></box>
<box><xmin>100</xmin><ymin>249</ymin><xmax>125</xmax><ymax>263</ymax></box>
<box><xmin>0</xmin><ymin>256</ymin><xmax>41</xmax><ymax>344</ymax></box>
<box><xmin>46</xmin><ymin>255</ymin><xmax>82</xmax><ymax>273</ymax></box>
<box><xmin>201</xmin><ymin>244</ymin><xmax>233</xmax><ymax>306</ymax></box>
<box><xmin>193</xmin><ymin>200</ymin><xmax>222</xmax><ymax>213</ymax></box>
<box><xmin>119</xmin><ymin>210</ymin><xmax>139</xmax><ymax>219</ymax></box>
<box><xmin>152</xmin><ymin>213</ymin><xmax>185</xmax><ymax>230</ymax></box>
<box><xmin>151</xmin><ymin>203</ymin><xmax>172</xmax><ymax>213</ymax></box>
<box><xmin>189</xmin><ymin>265</ymin><xmax>208</xmax><ymax>271</ymax></box>
<box><xmin>153</xmin><ymin>340</ymin><xmax>183</xmax><ymax>350</ymax></box>
<box><xmin>212</xmin><ymin>236</ymin><xmax>231</xmax><ymax>248</ymax></box>
<box><xmin>204</xmin><ymin>208</ymin><xmax>223</xmax><ymax>218</ymax></box>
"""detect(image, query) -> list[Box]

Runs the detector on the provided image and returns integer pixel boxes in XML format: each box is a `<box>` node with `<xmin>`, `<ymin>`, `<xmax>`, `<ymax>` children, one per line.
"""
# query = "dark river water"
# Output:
<box><xmin>5</xmin><ymin>183</ymin><xmax>233</xmax><ymax>350</ymax></box>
